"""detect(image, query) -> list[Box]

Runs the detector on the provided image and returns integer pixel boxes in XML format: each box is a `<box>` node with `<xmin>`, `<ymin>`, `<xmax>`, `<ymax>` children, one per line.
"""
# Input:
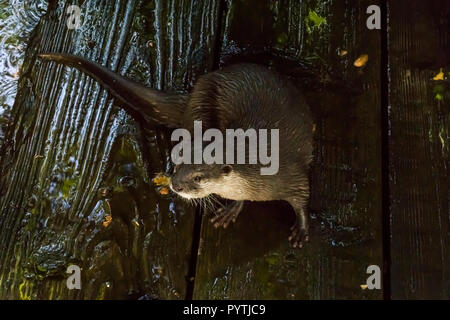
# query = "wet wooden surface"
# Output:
<box><xmin>0</xmin><ymin>0</ymin><xmax>448</xmax><ymax>300</ymax></box>
<box><xmin>0</xmin><ymin>0</ymin><xmax>220</xmax><ymax>299</ymax></box>
<box><xmin>388</xmin><ymin>0</ymin><xmax>449</xmax><ymax>299</ymax></box>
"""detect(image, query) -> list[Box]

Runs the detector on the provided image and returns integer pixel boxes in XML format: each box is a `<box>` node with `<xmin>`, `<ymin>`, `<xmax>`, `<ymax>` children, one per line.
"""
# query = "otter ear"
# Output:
<box><xmin>222</xmin><ymin>165</ymin><xmax>233</xmax><ymax>175</ymax></box>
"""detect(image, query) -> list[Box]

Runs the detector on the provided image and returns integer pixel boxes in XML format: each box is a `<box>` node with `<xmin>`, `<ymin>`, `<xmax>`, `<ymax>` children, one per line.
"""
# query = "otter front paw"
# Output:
<box><xmin>289</xmin><ymin>223</ymin><xmax>309</xmax><ymax>248</ymax></box>
<box><xmin>210</xmin><ymin>201</ymin><xmax>244</xmax><ymax>229</ymax></box>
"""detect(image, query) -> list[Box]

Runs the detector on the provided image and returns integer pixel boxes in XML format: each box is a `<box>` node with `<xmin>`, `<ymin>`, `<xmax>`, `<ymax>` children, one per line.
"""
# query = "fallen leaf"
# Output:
<box><xmin>337</xmin><ymin>48</ymin><xmax>348</xmax><ymax>57</ymax></box>
<box><xmin>153</xmin><ymin>174</ymin><xmax>171</xmax><ymax>186</ymax></box>
<box><xmin>308</xmin><ymin>10</ymin><xmax>327</xmax><ymax>29</ymax></box>
<box><xmin>103</xmin><ymin>215</ymin><xmax>112</xmax><ymax>227</ymax></box>
<box><xmin>433</xmin><ymin>68</ymin><xmax>444</xmax><ymax>80</ymax></box>
<box><xmin>354</xmin><ymin>54</ymin><xmax>369</xmax><ymax>67</ymax></box>
<box><xmin>159</xmin><ymin>187</ymin><xmax>169</xmax><ymax>195</ymax></box>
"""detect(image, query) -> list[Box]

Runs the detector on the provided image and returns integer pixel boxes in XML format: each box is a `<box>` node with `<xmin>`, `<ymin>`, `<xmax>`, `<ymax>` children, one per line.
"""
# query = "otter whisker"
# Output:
<box><xmin>203</xmin><ymin>197</ymin><xmax>214</xmax><ymax>213</ymax></box>
<box><xmin>200</xmin><ymin>198</ymin><xmax>210</xmax><ymax>213</ymax></box>
<box><xmin>209</xmin><ymin>194</ymin><xmax>225</xmax><ymax>209</ymax></box>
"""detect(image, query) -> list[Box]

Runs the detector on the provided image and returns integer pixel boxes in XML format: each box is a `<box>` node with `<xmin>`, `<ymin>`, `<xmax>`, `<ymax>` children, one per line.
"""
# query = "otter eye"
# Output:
<box><xmin>194</xmin><ymin>176</ymin><xmax>202</xmax><ymax>183</ymax></box>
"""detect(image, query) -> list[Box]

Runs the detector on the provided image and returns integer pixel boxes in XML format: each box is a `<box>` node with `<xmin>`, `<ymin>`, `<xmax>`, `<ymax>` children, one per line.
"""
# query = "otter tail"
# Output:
<box><xmin>38</xmin><ymin>53</ymin><xmax>186</xmax><ymax>128</ymax></box>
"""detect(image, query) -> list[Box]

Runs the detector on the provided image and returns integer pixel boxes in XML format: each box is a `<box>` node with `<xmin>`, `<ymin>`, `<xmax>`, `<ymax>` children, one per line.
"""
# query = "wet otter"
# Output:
<box><xmin>38</xmin><ymin>53</ymin><xmax>313</xmax><ymax>248</ymax></box>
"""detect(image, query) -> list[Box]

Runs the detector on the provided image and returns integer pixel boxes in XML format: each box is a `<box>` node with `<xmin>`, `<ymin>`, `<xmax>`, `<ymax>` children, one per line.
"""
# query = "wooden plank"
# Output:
<box><xmin>388</xmin><ymin>0</ymin><xmax>449</xmax><ymax>299</ymax></box>
<box><xmin>0</xmin><ymin>0</ymin><xmax>220</xmax><ymax>299</ymax></box>
<box><xmin>194</xmin><ymin>0</ymin><xmax>383</xmax><ymax>299</ymax></box>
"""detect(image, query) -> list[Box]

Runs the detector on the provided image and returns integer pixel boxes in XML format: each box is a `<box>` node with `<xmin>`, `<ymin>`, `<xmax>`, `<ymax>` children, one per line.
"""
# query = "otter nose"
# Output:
<box><xmin>172</xmin><ymin>183</ymin><xmax>183</xmax><ymax>192</ymax></box>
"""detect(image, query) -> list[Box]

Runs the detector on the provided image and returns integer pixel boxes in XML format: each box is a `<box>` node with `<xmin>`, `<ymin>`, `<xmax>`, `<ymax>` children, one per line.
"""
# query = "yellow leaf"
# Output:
<box><xmin>433</xmin><ymin>68</ymin><xmax>444</xmax><ymax>80</ymax></box>
<box><xmin>354</xmin><ymin>54</ymin><xmax>369</xmax><ymax>67</ymax></box>
<box><xmin>159</xmin><ymin>187</ymin><xmax>169</xmax><ymax>195</ymax></box>
<box><xmin>153</xmin><ymin>174</ymin><xmax>171</xmax><ymax>186</ymax></box>
<box><xmin>103</xmin><ymin>215</ymin><xmax>112</xmax><ymax>227</ymax></box>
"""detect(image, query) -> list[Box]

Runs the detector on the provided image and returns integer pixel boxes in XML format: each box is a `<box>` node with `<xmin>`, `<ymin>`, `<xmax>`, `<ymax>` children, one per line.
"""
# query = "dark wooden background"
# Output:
<box><xmin>0</xmin><ymin>0</ymin><xmax>448</xmax><ymax>299</ymax></box>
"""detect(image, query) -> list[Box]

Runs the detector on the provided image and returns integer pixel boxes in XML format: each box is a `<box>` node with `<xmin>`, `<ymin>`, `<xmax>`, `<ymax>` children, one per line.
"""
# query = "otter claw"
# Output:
<box><xmin>210</xmin><ymin>201</ymin><xmax>244</xmax><ymax>229</ymax></box>
<box><xmin>289</xmin><ymin>223</ymin><xmax>309</xmax><ymax>249</ymax></box>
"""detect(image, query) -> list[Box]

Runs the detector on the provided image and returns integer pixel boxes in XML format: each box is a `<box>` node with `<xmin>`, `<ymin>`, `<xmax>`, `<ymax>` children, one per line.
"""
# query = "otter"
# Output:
<box><xmin>38</xmin><ymin>53</ymin><xmax>313</xmax><ymax>248</ymax></box>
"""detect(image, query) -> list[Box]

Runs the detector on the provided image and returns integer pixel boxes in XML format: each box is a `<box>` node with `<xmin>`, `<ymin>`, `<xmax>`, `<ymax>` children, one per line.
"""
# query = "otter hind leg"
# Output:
<box><xmin>210</xmin><ymin>201</ymin><xmax>244</xmax><ymax>229</ymax></box>
<box><xmin>287</xmin><ymin>195</ymin><xmax>310</xmax><ymax>248</ymax></box>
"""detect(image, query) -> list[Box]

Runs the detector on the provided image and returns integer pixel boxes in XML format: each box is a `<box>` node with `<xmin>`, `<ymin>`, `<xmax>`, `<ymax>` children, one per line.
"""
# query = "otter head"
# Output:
<box><xmin>170</xmin><ymin>164</ymin><xmax>233</xmax><ymax>199</ymax></box>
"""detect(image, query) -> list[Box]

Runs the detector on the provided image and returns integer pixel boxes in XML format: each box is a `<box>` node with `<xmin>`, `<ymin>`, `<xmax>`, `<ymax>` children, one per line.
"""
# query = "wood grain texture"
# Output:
<box><xmin>193</xmin><ymin>0</ymin><xmax>383</xmax><ymax>299</ymax></box>
<box><xmin>388</xmin><ymin>0</ymin><xmax>449</xmax><ymax>299</ymax></box>
<box><xmin>0</xmin><ymin>0</ymin><xmax>220</xmax><ymax>299</ymax></box>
